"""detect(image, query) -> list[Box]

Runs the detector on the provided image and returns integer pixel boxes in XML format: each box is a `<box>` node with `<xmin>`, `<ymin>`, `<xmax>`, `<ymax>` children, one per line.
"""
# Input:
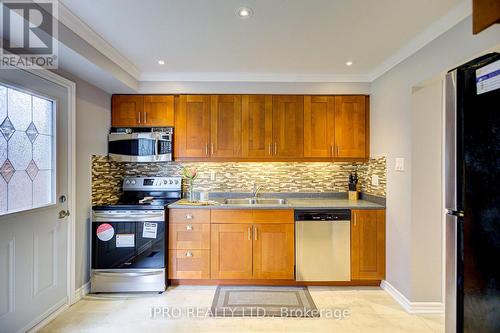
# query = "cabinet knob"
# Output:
<box><xmin>185</xmin><ymin>214</ymin><xmax>193</xmax><ymax>220</ymax></box>
<box><xmin>186</xmin><ymin>224</ymin><xmax>193</xmax><ymax>231</ymax></box>
<box><xmin>185</xmin><ymin>251</ymin><xmax>193</xmax><ymax>257</ymax></box>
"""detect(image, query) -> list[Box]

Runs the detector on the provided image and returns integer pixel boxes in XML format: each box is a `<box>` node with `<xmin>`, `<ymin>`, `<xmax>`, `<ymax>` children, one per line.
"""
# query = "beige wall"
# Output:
<box><xmin>371</xmin><ymin>16</ymin><xmax>500</xmax><ymax>301</ymax></box>
<box><xmin>55</xmin><ymin>69</ymin><xmax>110</xmax><ymax>288</ymax></box>
<box><xmin>410</xmin><ymin>79</ymin><xmax>443</xmax><ymax>302</ymax></box>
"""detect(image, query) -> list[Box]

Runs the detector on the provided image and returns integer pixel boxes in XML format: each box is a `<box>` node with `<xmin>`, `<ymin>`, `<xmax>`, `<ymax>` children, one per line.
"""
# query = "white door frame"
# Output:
<box><xmin>25</xmin><ymin>68</ymin><xmax>77</xmax><ymax>307</ymax></box>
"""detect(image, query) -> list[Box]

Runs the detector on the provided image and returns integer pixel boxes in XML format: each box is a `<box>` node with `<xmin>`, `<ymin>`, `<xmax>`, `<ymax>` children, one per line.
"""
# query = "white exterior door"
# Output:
<box><xmin>0</xmin><ymin>68</ymin><xmax>73</xmax><ymax>333</ymax></box>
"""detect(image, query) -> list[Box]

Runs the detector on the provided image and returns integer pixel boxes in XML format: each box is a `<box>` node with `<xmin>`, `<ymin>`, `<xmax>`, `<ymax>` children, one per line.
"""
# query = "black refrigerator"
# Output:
<box><xmin>445</xmin><ymin>52</ymin><xmax>500</xmax><ymax>333</ymax></box>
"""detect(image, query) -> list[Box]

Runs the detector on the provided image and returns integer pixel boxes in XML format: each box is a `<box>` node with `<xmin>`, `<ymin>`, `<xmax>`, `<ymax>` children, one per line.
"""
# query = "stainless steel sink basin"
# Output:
<box><xmin>224</xmin><ymin>198</ymin><xmax>287</xmax><ymax>205</ymax></box>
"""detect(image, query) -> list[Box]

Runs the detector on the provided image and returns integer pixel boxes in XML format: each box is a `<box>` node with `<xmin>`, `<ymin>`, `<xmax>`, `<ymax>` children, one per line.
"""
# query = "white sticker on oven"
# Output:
<box><xmin>143</xmin><ymin>222</ymin><xmax>158</xmax><ymax>239</ymax></box>
<box><xmin>476</xmin><ymin>59</ymin><xmax>500</xmax><ymax>94</ymax></box>
<box><xmin>116</xmin><ymin>234</ymin><xmax>135</xmax><ymax>247</ymax></box>
<box><xmin>96</xmin><ymin>223</ymin><xmax>114</xmax><ymax>241</ymax></box>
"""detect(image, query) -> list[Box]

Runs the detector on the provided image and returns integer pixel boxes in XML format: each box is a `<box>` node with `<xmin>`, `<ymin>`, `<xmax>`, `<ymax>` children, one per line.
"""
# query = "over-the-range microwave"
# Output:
<box><xmin>108</xmin><ymin>127</ymin><xmax>173</xmax><ymax>162</ymax></box>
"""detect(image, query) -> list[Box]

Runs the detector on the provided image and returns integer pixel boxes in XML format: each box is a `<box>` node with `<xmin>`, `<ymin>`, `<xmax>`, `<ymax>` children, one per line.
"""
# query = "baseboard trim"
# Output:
<box><xmin>74</xmin><ymin>281</ymin><xmax>90</xmax><ymax>302</ymax></box>
<box><xmin>381</xmin><ymin>280</ymin><xmax>444</xmax><ymax>314</ymax></box>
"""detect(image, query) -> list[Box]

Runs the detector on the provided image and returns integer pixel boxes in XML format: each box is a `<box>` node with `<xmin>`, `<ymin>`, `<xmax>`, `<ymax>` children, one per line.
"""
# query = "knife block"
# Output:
<box><xmin>348</xmin><ymin>191</ymin><xmax>359</xmax><ymax>201</ymax></box>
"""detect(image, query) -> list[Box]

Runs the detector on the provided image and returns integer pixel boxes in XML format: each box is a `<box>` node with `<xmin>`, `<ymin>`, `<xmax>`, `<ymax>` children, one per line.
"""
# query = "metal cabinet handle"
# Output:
<box><xmin>268</xmin><ymin>144</ymin><xmax>272</xmax><ymax>155</ymax></box>
<box><xmin>138</xmin><ymin>111</ymin><xmax>141</xmax><ymax>123</ymax></box>
<box><xmin>253</xmin><ymin>226</ymin><xmax>258</xmax><ymax>240</ymax></box>
<box><xmin>353</xmin><ymin>214</ymin><xmax>357</xmax><ymax>227</ymax></box>
<box><xmin>144</xmin><ymin>111</ymin><xmax>147</xmax><ymax>124</ymax></box>
<box><xmin>185</xmin><ymin>251</ymin><xmax>193</xmax><ymax>257</ymax></box>
<box><xmin>330</xmin><ymin>145</ymin><xmax>334</xmax><ymax>157</ymax></box>
<box><xmin>248</xmin><ymin>227</ymin><xmax>251</xmax><ymax>241</ymax></box>
<box><xmin>185</xmin><ymin>214</ymin><xmax>193</xmax><ymax>220</ymax></box>
<box><xmin>336</xmin><ymin>145</ymin><xmax>340</xmax><ymax>155</ymax></box>
<box><xmin>211</xmin><ymin>143</ymin><xmax>214</xmax><ymax>156</ymax></box>
<box><xmin>186</xmin><ymin>224</ymin><xmax>193</xmax><ymax>231</ymax></box>
<box><xmin>205</xmin><ymin>143</ymin><xmax>209</xmax><ymax>156</ymax></box>
<box><xmin>274</xmin><ymin>142</ymin><xmax>277</xmax><ymax>155</ymax></box>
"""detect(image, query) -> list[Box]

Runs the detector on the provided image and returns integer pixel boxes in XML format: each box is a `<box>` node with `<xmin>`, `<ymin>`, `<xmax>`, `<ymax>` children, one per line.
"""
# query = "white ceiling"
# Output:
<box><xmin>60</xmin><ymin>0</ymin><xmax>465</xmax><ymax>82</ymax></box>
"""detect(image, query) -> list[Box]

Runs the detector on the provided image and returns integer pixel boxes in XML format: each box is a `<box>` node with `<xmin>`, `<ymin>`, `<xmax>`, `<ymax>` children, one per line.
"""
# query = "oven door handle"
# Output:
<box><xmin>92</xmin><ymin>212</ymin><xmax>165</xmax><ymax>222</ymax></box>
<box><xmin>93</xmin><ymin>271</ymin><xmax>162</xmax><ymax>277</ymax></box>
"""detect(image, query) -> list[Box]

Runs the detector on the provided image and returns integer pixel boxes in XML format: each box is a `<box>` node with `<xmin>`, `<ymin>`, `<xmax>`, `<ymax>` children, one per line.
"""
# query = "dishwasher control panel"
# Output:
<box><xmin>294</xmin><ymin>209</ymin><xmax>351</xmax><ymax>221</ymax></box>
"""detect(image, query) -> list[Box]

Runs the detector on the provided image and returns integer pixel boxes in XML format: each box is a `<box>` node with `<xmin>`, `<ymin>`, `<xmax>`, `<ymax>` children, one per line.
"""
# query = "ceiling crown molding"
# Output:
<box><xmin>57</xmin><ymin>2</ymin><xmax>141</xmax><ymax>80</ymax></box>
<box><xmin>368</xmin><ymin>0</ymin><xmax>472</xmax><ymax>81</ymax></box>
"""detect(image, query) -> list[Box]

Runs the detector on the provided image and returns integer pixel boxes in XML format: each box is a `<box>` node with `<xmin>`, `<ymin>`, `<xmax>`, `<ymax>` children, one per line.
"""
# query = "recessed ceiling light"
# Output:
<box><xmin>158</xmin><ymin>60</ymin><xmax>165</xmax><ymax>65</ymax></box>
<box><xmin>346</xmin><ymin>61</ymin><xmax>353</xmax><ymax>66</ymax></box>
<box><xmin>237</xmin><ymin>7</ymin><xmax>253</xmax><ymax>18</ymax></box>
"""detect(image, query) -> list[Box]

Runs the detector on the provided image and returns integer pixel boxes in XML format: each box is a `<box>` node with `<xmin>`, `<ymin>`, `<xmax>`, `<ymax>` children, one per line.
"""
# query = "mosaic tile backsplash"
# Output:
<box><xmin>92</xmin><ymin>156</ymin><xmax>386</xmax><ymax>205</ymax></box>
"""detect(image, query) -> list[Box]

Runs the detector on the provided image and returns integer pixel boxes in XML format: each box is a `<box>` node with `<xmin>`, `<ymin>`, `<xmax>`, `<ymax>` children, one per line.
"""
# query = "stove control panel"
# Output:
<box><xmin>122</xmin><ymin>177</ymin><xmax>182</xmax><ymax>191</ymax></box>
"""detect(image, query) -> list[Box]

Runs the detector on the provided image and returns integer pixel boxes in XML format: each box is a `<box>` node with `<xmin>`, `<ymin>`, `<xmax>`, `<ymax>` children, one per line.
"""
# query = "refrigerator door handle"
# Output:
<box><xmin>445</xmin><ymin>70</ymin><xmax>458</xmax><ymax>211</ymax></box>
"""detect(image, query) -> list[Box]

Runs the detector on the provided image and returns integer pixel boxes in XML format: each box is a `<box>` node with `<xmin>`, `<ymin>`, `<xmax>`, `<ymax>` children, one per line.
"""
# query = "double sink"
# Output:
<box><xmin>223</xmin><ymin>198</ymin><xmax>287</xmax><ymax>205</ymax></box>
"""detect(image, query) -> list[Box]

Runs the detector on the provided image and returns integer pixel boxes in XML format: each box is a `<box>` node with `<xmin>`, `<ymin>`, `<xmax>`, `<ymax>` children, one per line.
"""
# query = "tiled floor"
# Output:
<box><xmin>40</xmin><ymin>286</ymin><xmax>443</xmax><ymax>333</ymax></box>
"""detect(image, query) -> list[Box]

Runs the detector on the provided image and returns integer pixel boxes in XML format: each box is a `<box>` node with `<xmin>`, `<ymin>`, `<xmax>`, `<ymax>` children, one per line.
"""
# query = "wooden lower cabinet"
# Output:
<box><xmin>351</xmin><ymin>210</ymin><xmax>386</xmax><ymax>280</ymax></box>
<box><xmin>211</xmin><ymin>224</ymin><xmax>253</xmax><ymax>279</ymax></box>
<box><xmin>168</xmin><ymin>250</ymin><xmax>210</xmax><ymax>279</ymax></box>
<box><xmin>253</xmin><ymin>224</ymin><xmax>294</xmax><ymax>279</ymax></box>
<box><xmin>168</xmin><ymin>223</ymin><xmax>210</xmax><ymax>250</ymax></box>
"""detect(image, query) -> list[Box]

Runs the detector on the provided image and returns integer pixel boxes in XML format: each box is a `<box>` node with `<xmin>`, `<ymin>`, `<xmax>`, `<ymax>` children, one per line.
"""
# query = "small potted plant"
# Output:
<box><xmin>182</xmin><ymin>166</ymin><xmax>198</xmax><ymax>202</ymax></box>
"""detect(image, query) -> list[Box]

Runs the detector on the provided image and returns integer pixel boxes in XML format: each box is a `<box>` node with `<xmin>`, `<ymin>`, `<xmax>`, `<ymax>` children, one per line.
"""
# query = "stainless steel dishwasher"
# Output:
<box><xmin>295</xmin><ymin>210</ymin><xmax>351</xmax><ymax>281</ymax></box>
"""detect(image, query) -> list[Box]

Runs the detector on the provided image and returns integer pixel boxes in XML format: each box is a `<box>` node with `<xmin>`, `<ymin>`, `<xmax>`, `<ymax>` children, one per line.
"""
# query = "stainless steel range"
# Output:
<box><xmin>91</xmin><ymin>176</ymin><xmax>181</xmax><ymax>293</ymax></box>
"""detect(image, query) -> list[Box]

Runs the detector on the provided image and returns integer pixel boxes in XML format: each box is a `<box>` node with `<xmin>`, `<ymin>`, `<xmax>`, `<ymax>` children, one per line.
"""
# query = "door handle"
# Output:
<box><xmin>138</xmin><ymin>111</ymin><xmax>141</xmax><ymax>124</ymax></box>
<box><xmin>144</xmin><ymin>111</ymin><xmax>147</xmax><ymax>124</ymax></box>
<box><xmin>268</xmin><ymin>144</ymin><xmax>272</xmax><ymax>156</ymax></box>
<box><xmin>353</xmin><ymin>214</ymin><xmax>356</xmax><ymax>227</ymax></box>
<box><xmin>253</xmin><ymin>226</ymin><xmax>258</xmax><ymax>240</ymax></box>
<box><xmin>336</xmin><ymin>145</ymin><xmax>340</xmax><ymax>155</ymax></box>
<box><xmin>58</xmin><ymin>210</ymin><xmax>70</xmax><ymax>219</ymax></box>
<box><xmin>274</xmin><ymin>142</ymin><xmax>277</xmax><ymax>155</ymax></box>
<box><xmin>205</xmin><ymin>143</ymin><xmax>209</xmax><ymax>156</ymax></box>
<box><xmin>330</xmin><ymin>145</ymin><xmax>334</xmax><ymax>157</ymax></box>
<box><xmin>248</xmin><ymin>227</ymin><xmax>251</xmax><ymax>241</ymax></box>
<box><xmin>211</xmin><ymin>143</ymin><xmax>214</xmax><ymax>156</ymax></box>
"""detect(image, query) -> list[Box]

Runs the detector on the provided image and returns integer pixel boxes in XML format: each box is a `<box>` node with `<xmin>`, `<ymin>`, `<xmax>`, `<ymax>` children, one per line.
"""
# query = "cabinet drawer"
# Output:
<box><xmin>253</xmin><ymin>210</ymin><xmax>294</xmax><ymax>223</ymax></box>
<box><xmin>168</xmin><ymin>250</ymin><xmax>210</xmax><ymax>279</ymax></box>
<box><xmin>169</xmin><ymin>223</ymin><xmax>210</xmax><ymax>249</ymax></box>
<box><xmin>169</xmin><ymin>209</ymin><xmax>210</xmax><ymax>224</ymax></box>
<box><xmin>210</xmin><ymin>209</ymin><xmax>253</xmax><ymax>223</ymax></box>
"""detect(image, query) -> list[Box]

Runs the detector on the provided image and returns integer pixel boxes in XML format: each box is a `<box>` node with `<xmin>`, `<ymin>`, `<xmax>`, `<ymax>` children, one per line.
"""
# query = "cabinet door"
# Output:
<box><xmin>111</xmin><ymin>95</ymin><xmax>143</xmax><ymax>127</ymax></box>
<box><xmin>351</xmin><ymin>210</ymin><xmax>385</xmax><ymax>280</ymax></box>
<box><xmin>253</xmin><ymin>224</ymin><xmax>294</xmax><ymax>280</ymax></box>
<box><xmin>210</xmin><ymin>95</ymin><xmax>242</xmax><ymax>157</ymax></box>
<box><xmin>272</xmin><ymin>95</ymin><xmax>304</xmax><ymax>157</ymax></box>
<box><xmin>241</xmin><ymin>95</ymin><xmax>273</xmax><ymax>158</ymax></box>
<box><xmin>175</xmin><ymin>95</ymin><xmax>211</xmax><ymax>158</ymax></box>
<box><xmin>211</xmin><ymin>224</ymin><xmax>253</xmax><ymax>279</ymax></box>
<box><xmin>304</xmin><ymin>96</ymin><xmax>335</xmax><ymax>158</ymax></box>
<box><xmin>143</xmin><ymin>95</ymin><xmax>174</xmax><ymax>127</ymax></box>
<box><xmin>334</xmin><ymin>96</ymin><xmax>367</xmax><ymax>158</ymax></box>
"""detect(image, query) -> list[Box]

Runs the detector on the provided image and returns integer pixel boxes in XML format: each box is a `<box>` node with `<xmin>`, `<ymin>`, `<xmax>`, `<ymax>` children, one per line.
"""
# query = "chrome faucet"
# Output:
<box><xmin>252</xmin><ymin>183</ymin><xmax>263</xmax><ymax>198</ymax></box>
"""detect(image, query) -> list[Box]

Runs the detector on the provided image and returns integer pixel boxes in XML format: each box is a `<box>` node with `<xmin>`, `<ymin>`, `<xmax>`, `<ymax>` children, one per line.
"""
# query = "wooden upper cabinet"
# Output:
<box><xmin>351</xmin><ymin>210</ymin><xmax>385</xmax><ymax>280</ymax></box>
<box><xmin>111</xmin><ymin>95</ymin><xmax>143</xmax><ymax>127</ymax></box>
<box><xmin>175</xmin><ymin>95</ymin><xmax>211</xmax><ymax>158</ymax></box>
<box><xmin>272</xmin><ymin>95</ymin><xmax>304</xmax><ymax>157</ymax></box>
<box><xmin>253</xmin><ymin>224</ymin><xmax>294</xmax><ymax>280</ymax></box>
<box><xmin>304</xmin><ymin>96</ymin><xmax>335</xmax><ymax>158</ymax></box>
<box><xmin>334</xmin><ymin>96</ymin><xmax>368</xmax><ymax>158</ymax></box>
<box><xmin>241</xmin><ymin>95</ymin><xmax>273</xmax><ymax>158</ymax></box>
<box><xmin>211</xmin><ymin>223</ymin><xmax>253</xmax><ymax>279</ymax></box>
<box><xmin>143</xmin><ymin>95</ymin><xmax>174</xmax><ymax>126</ymax></box>
<box><xmin>210</xmin><ymin>95</ymin><xmax>242</xmax><ymax>157</ymax></box>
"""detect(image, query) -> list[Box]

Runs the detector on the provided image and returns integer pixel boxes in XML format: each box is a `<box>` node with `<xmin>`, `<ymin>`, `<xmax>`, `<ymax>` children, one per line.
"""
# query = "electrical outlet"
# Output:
<box><xmin>371</xmin><ymin>175</ymin><xmax>379</xmax><ymax>186</ymax></box>
<box><xmin>210</xmin><ymin>170</ymin><xmax>216</xmax><ymax>181</ymax></box>
<box><xmin>395</xmin><ymin>158</ymin><xmax>405</xmax><ymax>172</ymax></box>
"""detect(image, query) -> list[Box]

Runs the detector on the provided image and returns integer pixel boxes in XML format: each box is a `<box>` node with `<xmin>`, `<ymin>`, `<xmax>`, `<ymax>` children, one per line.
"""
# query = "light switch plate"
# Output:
<box><xmin>395</xmin><ymin>158</ymin><xmax>405</xmax><ymax>172</ymax></box>
<box><xmin>371</xmin><ymin>175</ymin><xmax>379</xmax><ymax>186</ymax></box>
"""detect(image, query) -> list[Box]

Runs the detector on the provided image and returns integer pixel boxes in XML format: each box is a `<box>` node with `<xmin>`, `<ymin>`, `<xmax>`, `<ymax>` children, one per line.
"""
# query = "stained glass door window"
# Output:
<box><xmin>0</xmin><ymin>83</ymin><xmax>55</xmax><ymax>214</ymax></box>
